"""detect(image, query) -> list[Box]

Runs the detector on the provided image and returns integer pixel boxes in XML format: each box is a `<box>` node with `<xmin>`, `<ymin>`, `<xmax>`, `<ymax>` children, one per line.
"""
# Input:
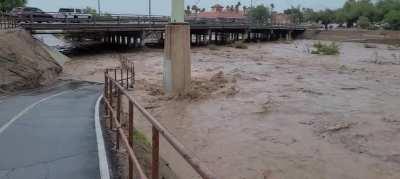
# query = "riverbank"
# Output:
<box><xmin>305</xmin><ymin>29</ymin><xmax>400</xmax><ymax>45</ymax></box>
<box><xmin>0</xmin><ymin>30</ymin><xmax>62</xmax><ymax>93</ymax></box>
<box><xmin>64</xmin><ymin>40</ymin><xmax>400</xmax><ymax>179</ymax></box>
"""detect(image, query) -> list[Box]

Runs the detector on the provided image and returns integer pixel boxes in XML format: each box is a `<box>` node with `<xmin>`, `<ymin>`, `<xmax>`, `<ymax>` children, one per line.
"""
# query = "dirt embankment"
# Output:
<box><xmin>305</xmin><ymin>29</ymin><xmax>400</xmax><ymax>45</ymax></box>
<box><xmin>0</xmin><ymin>30</ymin><xmax>62</xmax><ymax>93</ymax></box>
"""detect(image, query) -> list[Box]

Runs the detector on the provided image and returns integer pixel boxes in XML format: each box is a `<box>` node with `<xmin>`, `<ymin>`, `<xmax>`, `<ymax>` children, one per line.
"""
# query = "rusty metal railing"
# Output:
<box><xmin>0</xmin><ymin>13</ymin><xmax>17</xmax><ymax>30</ymax></box>
<box><xmin>103</xmin><ymin>64</ymin><xmax>216</xmax><ymax>179</ymax></box>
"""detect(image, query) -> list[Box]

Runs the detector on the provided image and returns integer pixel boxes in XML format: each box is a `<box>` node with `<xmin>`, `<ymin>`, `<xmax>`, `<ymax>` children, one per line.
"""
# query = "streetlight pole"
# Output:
<box><xmin>97</xmin><ymin>0</ymin><xmax>101</xmax><ymax>15</ymax></box>
<box><xmin>149</xmin><ymin>0</ymin><xmax>151</xmax><ymax>18</ymax></box>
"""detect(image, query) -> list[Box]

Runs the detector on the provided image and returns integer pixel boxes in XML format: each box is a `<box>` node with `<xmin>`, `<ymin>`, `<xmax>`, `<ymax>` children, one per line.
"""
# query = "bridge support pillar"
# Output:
<box><xmin>163</xmin><ymin>23</ymin><xmax>191</xmax><ymax>95</ymax></box>
<box><xmin>286</xmin><ymin>31</ymin><xmax>292</xmax><ymax>41</ymax></box>
<box><xmin>208</xmin><ymin>29</ymin><xmax>212</xmax><ymax>44</ymax></box>
<box><xmin>140</xmin><ymin>31</ymin><xmax>145</xmax><ymax>47</ymax></box>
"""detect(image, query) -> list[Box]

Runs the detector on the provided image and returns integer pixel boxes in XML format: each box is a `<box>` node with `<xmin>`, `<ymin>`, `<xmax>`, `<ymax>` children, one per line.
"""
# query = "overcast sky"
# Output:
<box><xmin>28</xmin><ymin>0</ymin><xmax>347</xmax><ymax>15</ymax></box>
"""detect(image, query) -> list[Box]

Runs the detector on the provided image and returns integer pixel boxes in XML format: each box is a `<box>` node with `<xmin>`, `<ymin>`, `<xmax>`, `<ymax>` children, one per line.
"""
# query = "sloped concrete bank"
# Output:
<box><xmin>0</xmin><ymin>30</ymin><xmax>64</xmax><ymax>93</ymax></box>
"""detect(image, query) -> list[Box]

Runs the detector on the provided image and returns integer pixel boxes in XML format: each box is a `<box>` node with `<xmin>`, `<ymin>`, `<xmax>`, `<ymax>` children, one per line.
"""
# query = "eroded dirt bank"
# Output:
<box><xmin>0</xmin><ymin>30</ymin><xmax>62</xmax><ymax>93</ymax></box>
<box><xmin>305</xmin><ymin>29</ymin><xmax>400</xmax><ymax>45</ymax></box>
<box><xmin>64</xmin><ymin>41</ymin><xmax>400</xmax><ymax>179</ymax></box>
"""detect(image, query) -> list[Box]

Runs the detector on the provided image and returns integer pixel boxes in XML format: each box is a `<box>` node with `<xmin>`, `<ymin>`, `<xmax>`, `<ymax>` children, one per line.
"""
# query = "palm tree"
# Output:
<box><xmin>235</xmin><ymin>2</ymin><xmax>242</xmax><ymax>12</ymax></box>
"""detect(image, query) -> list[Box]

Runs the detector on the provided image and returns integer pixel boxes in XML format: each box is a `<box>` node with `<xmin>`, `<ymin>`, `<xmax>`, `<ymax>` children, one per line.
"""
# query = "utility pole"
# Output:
<box><xmin>163</xmin><ymin>0</ymin><xmax>191</xmax><ymax>95</ymax></box>
<box><xmin>97</xmin><ymin>0</ymin><xmax>101</xmax><ymax>15</ymax></box>
<box><xmin>250</xmin><ymin>0</ymin><xmax>253</xmax><ymax>8</ymax></box>
<box><xmin>149</xmin><ymin>0</ymin><xmax>152</xmax><ymax>18</ymax></box>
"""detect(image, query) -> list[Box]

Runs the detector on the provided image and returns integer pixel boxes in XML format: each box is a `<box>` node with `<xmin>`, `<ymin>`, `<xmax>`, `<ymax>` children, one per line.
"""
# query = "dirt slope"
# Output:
<box><xmin>0</xmin><ymin>30</ymin><xmax>62</xmax><ymax>93</ymax></box>
<box><xmin>305</xmin><ymin>29</ymin><xmax>400</xmax><ymax>44</ymax></box>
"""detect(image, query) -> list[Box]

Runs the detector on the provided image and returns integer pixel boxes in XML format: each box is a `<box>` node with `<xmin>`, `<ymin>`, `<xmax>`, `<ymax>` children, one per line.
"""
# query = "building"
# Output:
<box><xmin>187</xmin><ymin>4</ymin><xmax>246</xmax><ymax>21</ymax></box>
<box><xmin>271</xmin><ymin>12</ymin><xmax>292</xmax><ymax>25</ymax></box>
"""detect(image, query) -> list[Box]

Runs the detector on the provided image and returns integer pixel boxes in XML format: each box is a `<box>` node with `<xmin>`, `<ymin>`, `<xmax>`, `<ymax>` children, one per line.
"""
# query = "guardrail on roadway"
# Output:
<box><xmin>103</xmin><ymin>64</ymin><xmax>217</xmax><ymax>179</ymax></box>
<box><xmin>0</xmin><ymin>13</ymin><xmax>17</xmax><ymax>30</ymax></box>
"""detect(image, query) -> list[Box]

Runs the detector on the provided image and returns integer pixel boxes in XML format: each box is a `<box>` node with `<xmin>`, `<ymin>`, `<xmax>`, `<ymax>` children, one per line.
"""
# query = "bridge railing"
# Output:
<box><xmin>12</xmin><ymin>11</ymin><xmax>302</xmax><ymax>28</ymax></box>
<box><xmin>0</xmin><ymin>13</ymin><xmax>17</xmax><ymax>30</ymax></box>
<box><xmin>103</xmin><ymin>64</ymin><xmax>217</xmax><ymax>179</ymax></box>
<box><xmin>13</xmin><ymin>12</ymin><xmax>170</xmax><ymax>25</ymax></box>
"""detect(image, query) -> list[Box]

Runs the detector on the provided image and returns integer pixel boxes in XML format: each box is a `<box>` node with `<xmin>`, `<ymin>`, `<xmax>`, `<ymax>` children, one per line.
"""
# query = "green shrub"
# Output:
<box><xmin>312</xmin><ymin>42</ymin><xmax>340</xmax><ymax>55</ymax></box>
<box><xmin>357</xmin><ymin>16</ymin><xmax>370</xmax><ymax>29</ymax></box>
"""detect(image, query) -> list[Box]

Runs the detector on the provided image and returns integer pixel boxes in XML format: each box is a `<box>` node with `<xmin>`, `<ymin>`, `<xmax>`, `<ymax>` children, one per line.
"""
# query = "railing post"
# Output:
<box><xmin>152</xmin><ymin>126</ymin><xmax>159</xmax><ymax>179</ymax></box>
<box><xmin>126</xmin><ymin>67</ymin><xmax>129</xmax><ymax>89</ymax></box>
<box><xmin>116</xmin><ymin>88</ymin><xmax>121</xmax><ymax>150</ymax></box>
<box><xmin>130</xmin><ymin>63</ymin><xmax>135</xmax><ymax>88</ymax></box>
<box><xmin>128</xmin><ymin>101</ymin><xmax>134</xmax><ymax>179</ymax></box>
<box><xmin>104</xmin><ymin>69</ymin><xmax>109</xmax><ymax>119</ymax></box>
<box><xmin>108</xmin><ymin>78</ymin><xmax>113</xmax><ymax>129</ymax></box>
<box><xmin>120</xmin><ymin>67</ymin><xmax>123</xmax><ymax>87</ymax></box>
<box><xmin>114</xmin><ymin>69</ymin><xmax>117</xmax><ymax>96</ymax></box>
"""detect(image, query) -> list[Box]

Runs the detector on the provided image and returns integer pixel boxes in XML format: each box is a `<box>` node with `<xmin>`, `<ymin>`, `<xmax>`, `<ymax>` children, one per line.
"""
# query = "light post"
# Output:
<box><xmin>163</xmin><ymin>0</ymin><xmax>191</xmax><ymax>95</ymax></box>
<box><xmin>97</xmin><ymin>0</ymin><xmax>101</xmax><ymax>15</ymax></box>
<box><xmin>149</xmin><ymin>0</ymin><xmax>151</xmax><ymax>18</ymax></box>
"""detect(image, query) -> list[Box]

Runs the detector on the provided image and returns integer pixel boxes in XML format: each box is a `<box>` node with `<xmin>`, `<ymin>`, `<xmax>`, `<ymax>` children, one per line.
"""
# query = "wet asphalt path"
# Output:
<box><xmin>0</xmin><ymin>81</ymin><xmax>103</xmax><ymax>179</ymax></box>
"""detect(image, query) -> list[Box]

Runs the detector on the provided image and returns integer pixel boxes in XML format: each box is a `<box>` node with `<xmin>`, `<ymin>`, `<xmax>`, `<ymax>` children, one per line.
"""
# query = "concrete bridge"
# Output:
<box><xmin>19</xmin><ymin>15</ymin><xmax>306</xmax><ymax>47</ymax></box>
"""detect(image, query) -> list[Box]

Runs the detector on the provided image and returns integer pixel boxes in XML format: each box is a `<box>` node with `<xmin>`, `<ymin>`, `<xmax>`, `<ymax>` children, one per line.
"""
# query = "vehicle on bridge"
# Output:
<box><xmin>10</xmin><ymin>7</ymin><xmax>53</xmax><ymax>23</ymax></box>
<box><xmin>54</xmin><ymin>8</ymin><xmax>92</xmax><ymax>23</ymax></box>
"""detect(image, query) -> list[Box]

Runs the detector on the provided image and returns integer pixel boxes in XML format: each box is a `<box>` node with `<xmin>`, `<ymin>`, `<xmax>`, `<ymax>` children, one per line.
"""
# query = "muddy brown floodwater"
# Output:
<box><xmin>63</xmin><ymin>40</ymin><xmax>400</xmax><ymax>179</ymax></box>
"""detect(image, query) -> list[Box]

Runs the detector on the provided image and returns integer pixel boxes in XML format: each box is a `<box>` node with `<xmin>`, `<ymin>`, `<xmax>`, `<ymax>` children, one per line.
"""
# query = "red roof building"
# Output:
<box><xmin>188</xmin><ymin>4</ymin><xmax>246</xmax><ymax>20</ymax></box>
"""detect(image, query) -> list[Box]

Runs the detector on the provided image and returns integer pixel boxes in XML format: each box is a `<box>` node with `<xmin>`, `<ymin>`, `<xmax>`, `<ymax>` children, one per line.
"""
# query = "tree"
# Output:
<box><xmin>185</xmin><ymin>5</ymin><xmax>192</xmax><ymax>15</ymax></box>
<box><xmin>357</xmin><ymin>16</ymin><xmax>370</xmax><ymax>29</ymax></box>
<box><xmin>341</xmin><ymin>0</ymin><xmax>378</xmax><ymax>27</ymax></box>
<box><xmin>191</xmin><ymin>5</ymin><xmax>200</xmax><ymax>14</ymax></box>
<box><xmin>316</xmin><ymin>9</ymin><xmax>336</xmax><ymax>29</ymax></box>
<box><xmin>303</xmin><ymin>8</ymin><xmax>317</xmax><ymax>23</ymax></box>
<box><xmin>0</xmin><ymin>0</ymin><xmax>27</xmax><ymax>12</ymax></box>
<box><xmin>235</xmin><ymin>2</ymin><xmax>241</xmax><ymax>12</ymax></box>
<box><xmin>248</xmin><ymin>5</ymin><xmax>270</xmax><ymax>24</ymax></box>
<box><xmin>84</xmin><ymin>6</ymin><xmax>97</xmax><ymax>15</ymax></box>
<box><xmin>335</xmin><ymin>9</ymin><xmax>347</xmax><ymax>26</ymax></box>
<box><xmin>384</xmin><ymin>10</ymin><xmax>400</xmax><ymax>29</ymax></box>
<box><xmin>284</xmin><ymin>5</ymin><xmax>303</xmax><ymax>24</ymax></box>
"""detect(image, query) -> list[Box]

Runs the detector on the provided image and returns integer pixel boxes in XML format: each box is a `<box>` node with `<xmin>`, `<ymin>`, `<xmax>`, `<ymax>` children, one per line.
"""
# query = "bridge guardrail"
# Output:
<box><xmin>103</xmin><ymin>63</ymin><xmax>217</xmax><ymax>179</ymax></box>
<box><xmin>0</xmin><ymin>13</ymin><xmax>17</xmax><ymax>30</ymax></box>
<box><xmin>11</xmin><ymin>12</ymin><xmax>303</xmax><ymax>29</ymax></box>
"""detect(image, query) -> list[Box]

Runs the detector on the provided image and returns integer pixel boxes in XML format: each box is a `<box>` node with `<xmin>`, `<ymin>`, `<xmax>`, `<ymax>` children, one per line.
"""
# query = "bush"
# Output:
<box><xmin>233</xmin><ymin>42</ymin><xmax>248</xmax><ymax>49</ymax></box>
<box><xmin>384</xmin><ymin>10</ymin><xmax>400</xmax><ymax>30</ymax></box>
<box><xmin>357</xmin><ymin>16</ymin><xmax>370</xmax><ymax>29</ymax></box>
<box><xmin>311</xmin><ymin>41</ymin><xmax>340</xmax><ymax>55</ymax></box>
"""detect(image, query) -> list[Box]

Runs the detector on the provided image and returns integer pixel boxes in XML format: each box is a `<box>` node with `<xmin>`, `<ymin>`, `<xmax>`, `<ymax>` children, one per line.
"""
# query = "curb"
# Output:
<box><xmin>95</xmin><ymin>94</ymin><xmax>111</xmax><ymax>179</ymax></box>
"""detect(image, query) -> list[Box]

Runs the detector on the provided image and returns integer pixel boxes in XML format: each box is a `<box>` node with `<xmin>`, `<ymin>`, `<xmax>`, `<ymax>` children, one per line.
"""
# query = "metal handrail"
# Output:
<box><xmin>103</xmin><ymin>64</ymin><xmax>217</xmax><ymax>179</ymax></box>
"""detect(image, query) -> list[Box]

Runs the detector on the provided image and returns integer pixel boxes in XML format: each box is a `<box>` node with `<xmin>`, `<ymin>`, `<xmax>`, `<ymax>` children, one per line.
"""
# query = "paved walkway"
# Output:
<box><xmin>0</xmin><ymin>81</ymin><xmax>105</xmax><ymax>179</ymax></box>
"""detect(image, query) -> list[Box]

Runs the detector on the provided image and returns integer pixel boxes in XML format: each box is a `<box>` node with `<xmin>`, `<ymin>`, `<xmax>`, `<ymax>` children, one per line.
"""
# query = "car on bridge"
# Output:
<box><xmin>54</xmin><ymin>8</ymin><xmax>92</xmax><ymax>23</ymax></box>
<box><xmin>10</xmin><ymin>7</ymin><xmax>53</xmax><ymax>23</ymax></box>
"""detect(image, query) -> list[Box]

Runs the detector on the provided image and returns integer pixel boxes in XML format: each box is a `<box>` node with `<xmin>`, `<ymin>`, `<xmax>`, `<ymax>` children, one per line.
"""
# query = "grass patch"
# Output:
<box><xmin>133</xmin><ymin>129</ymin><xmax>151</xmax><ymax>148</ymax></box>
<box><xmin>311</xmin><ymin>41</ymin><xmax>340</xmax><ymax>55</ymax></box>
<box><xmin>131</xmin><ymin>129</ymin><xmax>179</xmax><ymax>178</ymax></box>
